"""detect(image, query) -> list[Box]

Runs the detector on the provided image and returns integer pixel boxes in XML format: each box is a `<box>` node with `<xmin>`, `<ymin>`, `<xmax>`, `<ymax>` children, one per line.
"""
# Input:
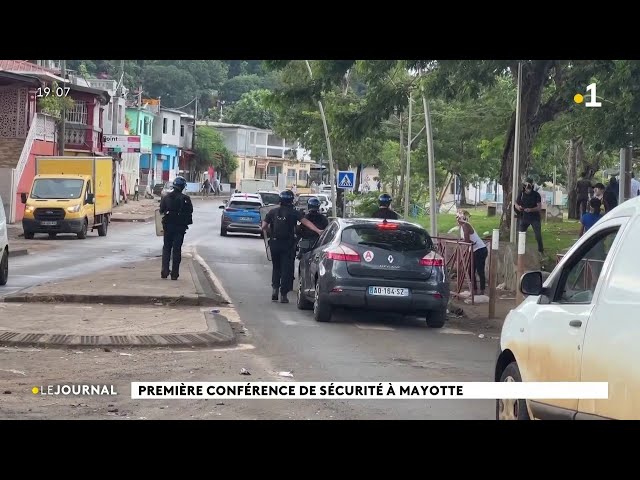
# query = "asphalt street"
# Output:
<box><xmin>2</xmin><ymin>197</ymin><xmax>498</xmax><ymax>419</ymax></box>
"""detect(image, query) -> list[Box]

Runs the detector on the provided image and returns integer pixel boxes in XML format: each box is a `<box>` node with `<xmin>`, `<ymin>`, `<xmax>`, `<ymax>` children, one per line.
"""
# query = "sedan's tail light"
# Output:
<box><xmin>420</xmin><ymin>251</ymin><xmax>444</xmax><ymax>267</ymax></box>
<box><xmin>326</xmin><ymin>245</ymin><xmax>360</xmax><ymax>262</ymax></box>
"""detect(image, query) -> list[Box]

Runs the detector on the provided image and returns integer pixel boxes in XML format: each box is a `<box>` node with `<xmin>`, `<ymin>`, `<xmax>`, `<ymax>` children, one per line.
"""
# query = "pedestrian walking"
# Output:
<box><xmin>159</xmin><ymin>176</ymin><xmax>193</xmax><ymax>280</ymax></box>
<box><xmin>133</xmin><ymin>179</ymin><xmax>139</xmax><ymax>201</ymax></box>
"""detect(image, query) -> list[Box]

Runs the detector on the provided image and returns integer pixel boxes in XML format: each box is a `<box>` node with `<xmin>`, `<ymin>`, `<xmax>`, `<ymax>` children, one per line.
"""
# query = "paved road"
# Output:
<box><xmin>3</xmin><ymin>198</ymin><xmax>498</xmax><ymax>419</ymax></box>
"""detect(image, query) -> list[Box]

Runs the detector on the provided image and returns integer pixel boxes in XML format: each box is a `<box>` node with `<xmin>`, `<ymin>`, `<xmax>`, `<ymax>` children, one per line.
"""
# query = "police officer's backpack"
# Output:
<box><xmin>272</xmin><ymin>207</ymin><xmax>291</xmax><ymax>240</ymax></box>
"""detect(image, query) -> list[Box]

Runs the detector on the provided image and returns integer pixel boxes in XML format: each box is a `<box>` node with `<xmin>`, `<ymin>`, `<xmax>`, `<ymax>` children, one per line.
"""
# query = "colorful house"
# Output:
<box><xmin>123</xmin><ymin>104</ymin><xmax>155</xmax><ymax>196</ymax></box>
<box><xmin>0</xmin><ymin>64</ymin><xmax>58</xmax><ymax>223</ymax></box>
<box><xmin>150</xmin><ymin>106</ymin><xmax>182</xmax><ymax>187</ymax></box>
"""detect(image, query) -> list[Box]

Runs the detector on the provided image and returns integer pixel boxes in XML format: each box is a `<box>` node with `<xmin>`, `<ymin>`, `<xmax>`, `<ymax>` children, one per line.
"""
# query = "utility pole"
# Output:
<box><xmin>422</xmin><ymin>92</ymin><xmax>437</xmax><ymax>237</ymax></box>
<box><xmin>510</xmin><ymin>61</ymin><xmax>523</xmax><ymax>244</ymax></box>
<box><xmin>58</xmin><ymin>60</ymin><xmax>67</xmax><ymax>155</ymax></box>
<box><xmin>305</xmin><ymin>60</ymin><xmax>337</xmax><ymax>217</ymax></box>
<box><xmin>192</xmin><ymin>96</ymin><xmax>198</xmax><ymax>153</ymax></box>
<box><xmin>404</xmin><ymin>90</ymin><xmax>413</xmax><ymax>218</ymax></box>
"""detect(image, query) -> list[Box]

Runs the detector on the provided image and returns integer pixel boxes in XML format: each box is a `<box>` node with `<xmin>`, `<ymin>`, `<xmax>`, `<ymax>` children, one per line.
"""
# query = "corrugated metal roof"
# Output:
<box><xmin>0</xmin><ymin>60</ymin><xmax>58</xmax><ymax>74</ymax></box>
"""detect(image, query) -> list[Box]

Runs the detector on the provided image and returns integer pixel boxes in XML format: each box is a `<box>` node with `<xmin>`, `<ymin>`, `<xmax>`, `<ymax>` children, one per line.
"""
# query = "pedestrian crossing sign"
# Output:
<box><xmin>338</xmin><ymin>171</ymin><xmax>355</xmax><ymax>190</ymax></box>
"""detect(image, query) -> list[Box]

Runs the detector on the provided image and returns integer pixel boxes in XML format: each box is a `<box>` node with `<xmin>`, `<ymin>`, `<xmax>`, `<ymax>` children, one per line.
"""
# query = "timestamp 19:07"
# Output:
<box><xmin>36</xmin><ymin>87</ymin><xmax>70</xmax><ymax>98</ymax></box>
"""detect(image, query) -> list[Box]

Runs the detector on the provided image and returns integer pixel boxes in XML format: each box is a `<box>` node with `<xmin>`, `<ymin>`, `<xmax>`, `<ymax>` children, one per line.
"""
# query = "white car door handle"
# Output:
<box><xmin>569</xmin><ymin>320</ymin><xmax>582</xmax><ymax>327</ymax></box>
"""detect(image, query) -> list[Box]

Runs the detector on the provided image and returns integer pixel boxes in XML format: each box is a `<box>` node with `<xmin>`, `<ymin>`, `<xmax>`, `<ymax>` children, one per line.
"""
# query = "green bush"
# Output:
<box><xmin>348</xmin><ymin>191</ymin><xmax>383</xmax><ymax>217</ymax></box>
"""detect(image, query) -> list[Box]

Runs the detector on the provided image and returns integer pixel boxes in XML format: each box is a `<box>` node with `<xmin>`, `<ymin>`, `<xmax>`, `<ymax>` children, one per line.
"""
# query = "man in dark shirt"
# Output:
<box><xmin>372</xmin><ymin>193</ymin><xmax>399</xmax><ymax>219</ymax></box>
<box><xmin>159</xmin><ymin>176</ymin><xmax>193</xmax><ymax>280</ymax></box>
<box><xmin>514</xmin><ymin>180</ymin><xmax>544</xmax><ymax>254</ymax></box>
<box><xmin>576</xmin><ymin>176</ymin><xmax>592</xmax><ymax>217</ymax></box>
<box><xmin>594</xmin><ymin>182</ymin><xmax>617</xmax><ymax>213</ymax></box>
<box><xmin>262</xmin><ymin>190</ymin><xmax>324</xmax><ymax>303</ymax></box>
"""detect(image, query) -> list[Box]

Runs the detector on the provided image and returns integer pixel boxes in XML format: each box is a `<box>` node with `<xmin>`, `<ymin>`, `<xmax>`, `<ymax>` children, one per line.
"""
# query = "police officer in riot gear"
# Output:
<box><xmin>159</xmin><ymin>176</ymin><xmax>193</xmax><ymax>280</ymax></box>
<box><xmin>262</xmin><ymin>190</ymin><xmax>324</xmax><ymax>303</ymax></box>
<box><xmin>372</xmin><ymin>193</ymin><xmax>399</xmax><ymax>219</ymax></box>
<box><xmin>296</xmin><ymin>197</ymin><xmax>328</xmax><ymax>258</ymax></box>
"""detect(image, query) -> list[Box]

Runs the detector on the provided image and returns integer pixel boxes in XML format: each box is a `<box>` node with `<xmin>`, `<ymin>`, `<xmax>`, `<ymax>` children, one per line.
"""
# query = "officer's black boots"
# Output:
<box><xmin>171</xmin><ymin>273</ymin><xmax>179</xmax><ymax>281</ymax></box>
<box><xmin>272</xmin><ymin>288</ymin><xmax>279</xmax><ymax>301</ymax></box>
<box><xmin>280</xmin><ymin>293</ymin><xmax>289</xmax><ymax>303</ymax></box>
<box><xmin>161</xmin><ymin>270</ymin><xmax>169</xmax><ymax>279</ymax></box>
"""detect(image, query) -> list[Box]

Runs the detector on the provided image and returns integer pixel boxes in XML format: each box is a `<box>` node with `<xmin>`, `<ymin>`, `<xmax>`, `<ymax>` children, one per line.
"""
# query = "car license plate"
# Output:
<box><xmin>40</xmin><ymin>221</ymin><xmax>58</xmax><ymax>226</ymax></box>
<box><xmin>368</xmin><ymin>286</ymin><xmax>409</xmax><ymax>297</ymax></box>
<box><xmin>239</xmin><ymin>217</ymin><xmax>252</xmax><ymax>222</ymax></box>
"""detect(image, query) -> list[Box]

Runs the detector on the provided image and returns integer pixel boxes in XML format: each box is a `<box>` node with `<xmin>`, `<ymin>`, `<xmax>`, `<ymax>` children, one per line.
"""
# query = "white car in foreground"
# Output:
<box><xmin>495</xmin><ymin>195</ymin><xmax>640</xmax><ymax>420</ymax></box>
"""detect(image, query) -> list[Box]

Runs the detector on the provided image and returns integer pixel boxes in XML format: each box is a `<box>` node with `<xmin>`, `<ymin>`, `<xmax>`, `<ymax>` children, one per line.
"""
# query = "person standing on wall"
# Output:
<box><xmin>514</xmin><ymin>179</ymin><xmax>544</xmax><ymax>254</ymax></box>
<box><xmin>159</xmin><ymin>176</ymin><xmax>193</xmax><ymax>280</ymax></box>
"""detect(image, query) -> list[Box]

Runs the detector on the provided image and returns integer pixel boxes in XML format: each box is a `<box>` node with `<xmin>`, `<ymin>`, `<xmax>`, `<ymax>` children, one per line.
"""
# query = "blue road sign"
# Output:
<box><xmin>337</xmin><ymin>171</ymin><xmax>355</xmax><ymax>190</ymax></box>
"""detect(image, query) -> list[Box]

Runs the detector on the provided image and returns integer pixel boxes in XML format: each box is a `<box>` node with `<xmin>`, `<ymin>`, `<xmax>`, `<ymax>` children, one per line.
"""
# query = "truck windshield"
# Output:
<box><xmin>31</xmin><ymin>179</ymin><xmax>84</xmax><ymax>199</ymax></box>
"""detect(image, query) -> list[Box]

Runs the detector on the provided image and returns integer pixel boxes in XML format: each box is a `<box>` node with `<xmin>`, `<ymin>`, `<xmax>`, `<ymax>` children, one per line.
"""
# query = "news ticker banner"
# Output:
<box><xmin>131</xmin><ymin>382</ymin><xmax>609</xmax><ymax>400</ymax></box>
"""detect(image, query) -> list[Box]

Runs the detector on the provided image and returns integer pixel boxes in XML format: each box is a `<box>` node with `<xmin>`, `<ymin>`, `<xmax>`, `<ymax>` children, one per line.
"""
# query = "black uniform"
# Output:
<box><xmin>297</xmin><ymin>210</ymin><xmax>329</xmax><ymax>239</ymax></box>
<box><xmin>372</xmin><ymin>207</ymin><xmax>399</xmax><ymax>219</ymax></box>
<box><xmin>265</xmin><ymin>204</ymin><xmax>304</xmax><ymax>296</ymax></box>
<box><xmin>516</xmin><ymin>189</ymin><xmax>544</xmax><ymax>253</ymax></box>
<box><xmin>159</xmin><ymin>190</ymin><xmax>193</xmax><ymax>279</ymax></box>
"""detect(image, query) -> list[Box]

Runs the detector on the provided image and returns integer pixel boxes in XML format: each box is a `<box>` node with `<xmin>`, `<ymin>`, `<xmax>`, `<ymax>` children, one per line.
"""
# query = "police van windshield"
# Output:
<box><xmin>228</xmin><ymin>201</ymin><xmax>261</xmax><ymax>210</ymax></box>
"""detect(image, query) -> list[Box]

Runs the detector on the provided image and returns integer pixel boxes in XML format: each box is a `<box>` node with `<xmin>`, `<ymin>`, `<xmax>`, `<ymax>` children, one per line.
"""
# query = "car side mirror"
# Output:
<box><xmin>520</xmin><ymin>271</ymin><xmax>543</xmax><ymax>296</ymax></box>
<box><xmin>86</xmin><ymin>193</ymin><xmax>95</xmax><ymax>204</ymax></box>
<box><xmin>219</xmin><ymin>205</ymin><xmax>225</xmax><ymax>209</ymax></box>
<box><xmin>21</xmin><ymin>192</ymin><xmax>27</xmax><ymax>204</ymax></box>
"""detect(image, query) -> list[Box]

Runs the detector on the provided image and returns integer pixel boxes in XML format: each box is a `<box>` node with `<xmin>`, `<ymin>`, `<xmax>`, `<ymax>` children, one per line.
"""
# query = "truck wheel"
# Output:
<box><xmin>24</xmin><ymin>232</ymin><xmax>34</xmax><ymax>239</ymax></box>
<box><xmin>77</xmin><ymin>219</ymin><xmax>88</xmax><ymax>239</ymax></box>
<box><xmin>0</xmin><ymin>249</ymin><xmax>8</xmax><ymax>286</ymax></box>
<box><xmin>426</xmin><ymin>308</ymin><xmax>447</xmax><ymax>328</ymax></box>
<box><xmin>97</xmin><ymin>216</ymin><xmax>109</xmax><ymax>236</ymax></box>
<box><xmin>496</xmin><ymin>361</ymin><xmax>530</xmax><ymax>420</ymax></box>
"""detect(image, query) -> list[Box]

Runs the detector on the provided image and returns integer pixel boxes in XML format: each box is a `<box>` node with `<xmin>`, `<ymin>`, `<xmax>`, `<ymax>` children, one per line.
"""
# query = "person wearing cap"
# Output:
<box><xmin>593</xmin><ymin>182</ymin><xmax>617</xmax><ymax>213</ymax></box>
<box><xmin>262</xmin><ymin>190</ymin><xmax>324</xmax><ymax>303</ymax></box>
<box><xmin>159</xmin><ymin>176</ymin><xmax>193</xmax><ymax>280</ymax></box>
<box><xmin>514</xmin><ymin>179</ymin><xmax>544</xmax><ymax>254</ymax></box>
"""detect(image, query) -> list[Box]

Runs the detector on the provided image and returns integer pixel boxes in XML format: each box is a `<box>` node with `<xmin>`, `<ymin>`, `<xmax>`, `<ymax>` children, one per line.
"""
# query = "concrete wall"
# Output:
<box><xmin>14</xmin><ymin>139</ymin><xmax>56</xmax><ymax>222</ymax></box>
<box><xmin>0</xmin><ymin>167</ymin><xmax>13</xmax><ymax>221</ymax></box>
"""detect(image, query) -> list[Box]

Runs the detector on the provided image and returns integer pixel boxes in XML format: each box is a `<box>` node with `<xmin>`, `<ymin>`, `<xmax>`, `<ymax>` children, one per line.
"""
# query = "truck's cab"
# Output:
<box><xmin>22</xmin><ymin>174</ymin><xmax>96</xmax><ymax>239</ymax></box>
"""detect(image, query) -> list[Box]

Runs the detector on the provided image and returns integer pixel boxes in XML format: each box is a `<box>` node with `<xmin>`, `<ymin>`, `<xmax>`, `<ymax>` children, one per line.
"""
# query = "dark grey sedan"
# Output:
<box><xmin>296</xmin><ymin>218</ymin><xmax>449</xmax><ymax>327</ymax></box>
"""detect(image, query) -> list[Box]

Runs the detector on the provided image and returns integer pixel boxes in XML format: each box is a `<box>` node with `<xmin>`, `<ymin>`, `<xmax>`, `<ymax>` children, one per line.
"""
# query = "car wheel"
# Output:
<box><xmin>296</xmin><ymin>272</ymin><xmax>313</xmax><ymax>310</ymax></box>
<box><xmin>0</xmin><ymin>249</ymin><xmax>8</xmax><ymax>286</ymax></box>
<box><xmin>426</xmin><ymin>308</ymin><xmax>446</xmax><ymax>328</ymax></box>
<box><xmin>220</xmin><ymin>225</ymin><xmax>227</xmax><ymax>236</ymax></box>
<box><xmin>496</xmin><ymin>361</ymin><xmax>530</xmax><ymax>420</ymax></box>
<box><xmin>313</xmin><ymin>281</ymin><xmax>332</xmax><ymax>322</ymax></box>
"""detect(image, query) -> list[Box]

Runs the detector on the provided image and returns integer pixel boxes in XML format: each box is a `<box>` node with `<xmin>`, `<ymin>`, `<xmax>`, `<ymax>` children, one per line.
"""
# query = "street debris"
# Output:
<box><xmin>216</xmin><ymin>402</ymin><xmax>225</xmax><ymax>405</ymax></box>
<box><xmin>119</xmin><ymin>353</ymin><xmax>133</xmax><ymax>357</ymax></box>
<box><xmin>0</xmin><ymin>369</ymin><xmax>26</xmax><ymax>376</ymax></box>
<box><xmin>103</xmin><ymin>348</ymin><xmax>111</xmax><ymax>352</ymax></box>
<box><xmin>211</xmin><ymin>309</ymin><xmax>220</xmax><ymax>313</ymax></box>
<box><xmin>240</xmin><ymin>368</ymin><xmax>251</xmax><ymax>375</ymax></box>
<box><xmin>3</xmin><ymin>390</ymin><xmax>12</xmax><ymax>394</ymax></box>
<box><xmin>478</xmin><ymin>334</ymin><xmax>485</xmax><ymax>339</ymax></box>
<box><xmin>278</xmin><ymin>371</ymin><xmax>294</xmax><ymax>378</ymax></box>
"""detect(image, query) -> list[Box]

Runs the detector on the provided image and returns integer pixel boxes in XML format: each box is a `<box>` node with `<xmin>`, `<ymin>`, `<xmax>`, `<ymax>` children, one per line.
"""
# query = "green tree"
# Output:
<box><xmin>193</xmin><ymin>127</ymin><xmax>237</xmax><ymax>180</ymax></box>
<box><xmin>224</xmin><ymin>89</ymin><xmax>276</xmax><ymax>129</ymax></box>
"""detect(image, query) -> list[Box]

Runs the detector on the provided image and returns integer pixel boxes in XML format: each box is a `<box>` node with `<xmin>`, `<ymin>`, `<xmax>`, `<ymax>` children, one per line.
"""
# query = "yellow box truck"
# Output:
<box><xmin>21</xmin><ymin>156</ymin><xmax>113</xmax><ymax>239</ymax></box>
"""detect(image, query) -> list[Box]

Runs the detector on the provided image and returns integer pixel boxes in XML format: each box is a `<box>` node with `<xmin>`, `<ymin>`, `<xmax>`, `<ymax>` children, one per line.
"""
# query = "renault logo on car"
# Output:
<box><xmin>388</xmin><ymin>255</ymin><xmax>394</xmax><ymax>263</ymax></box>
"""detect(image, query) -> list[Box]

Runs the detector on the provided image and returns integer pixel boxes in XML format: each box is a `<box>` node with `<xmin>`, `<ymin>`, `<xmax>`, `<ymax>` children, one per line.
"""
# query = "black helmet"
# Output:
<box><xmin>378</xmin><ymin>193</ymin><xmax>392</xmax><ymax>207</ymax></box>
<box><xmin>173</xmin><ymin>176</ymin><xmax>187</xmax><ymax>192</ymax></box>
<box><xmin>307</xmin><ymin>197</ymin><xmax>321</xmax><ymax>211</ymax></box>
<box><xmin>279</xmin><ymin>190</ymin><xmax>294</xmax><ymax>205</ymax></box>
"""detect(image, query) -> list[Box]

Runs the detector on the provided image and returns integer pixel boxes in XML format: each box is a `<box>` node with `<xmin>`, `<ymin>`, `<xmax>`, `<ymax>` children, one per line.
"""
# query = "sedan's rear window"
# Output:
<box><xmin>341</xmin><ymin>226</ymin><xmax>432</xmax><ymax>251</ymax></box>
<box><xmin>228</xmin><ymin>201</ymin><xmax>261</xmax><ymax>210</ymax></box>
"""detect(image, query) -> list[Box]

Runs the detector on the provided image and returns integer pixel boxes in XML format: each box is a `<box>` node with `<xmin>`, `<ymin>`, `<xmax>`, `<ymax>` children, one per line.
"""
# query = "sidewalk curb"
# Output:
<box><xmin>10</xmin><ymin>249</ymin><xmax>29</xmax><ymax>257</ymax></box>
<box><xmin>109</xmin><ymin>216</ymin><xmax>154</xmax><ymax>223</ymax></box>
<box><xmin>191</xmin><ymin>247</ymin><xmax>234</xmax><ymax>306</ymax></box>
<box><xmin>2</xmin><ymin>292</ymin><xmax>224</xmax><ymax>307</ymax></box>
<box><xmin>0</xmin><ymin>311</ymin><xmax>236</xmax><ymax>349</ymax></box>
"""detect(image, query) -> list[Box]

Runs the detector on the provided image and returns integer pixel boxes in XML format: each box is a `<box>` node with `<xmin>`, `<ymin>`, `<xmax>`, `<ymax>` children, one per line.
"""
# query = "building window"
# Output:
<box><xmin>144</xmin><ymin>118</ymin><xmax>149</xmax><ymax>135</ymax></box>
<box><xmin>180</xmin><ymin>124</ymin><xmax>185</xmax><ymax>137</ymax></box>
<box><xmin>118</xmin><ymin>105</ymin><xmax>123</xmax><ymax>124</ymax></box>
<box><xmin>139</xmin><ymin>120</ymin><xmax>142</xmax><ymax>134</ymax></box>
<box><xmin>287</xmin><ymin>169</ymin><xmax>296</xmax><ymax>180</ymax></box>
<box><xmin>163</xmin><ymin>117</ymin><xmax>167</xmax><ymax>134</ymax></box>
<box><xmin>299</xmin><ymin>170</ymin><xmax>308</xmax><ymax>181</ymax></box>
<box><xmin>65</xmin><ymin>100</ymin><xmax>88</xmax><ymax>124</ymax></box>
<box><xmin>108</xmin><ymin>104</ymin><xmax>112</xmax><ymax>121</ymax></box>
<box><xmin>172</xmin><ymin>120</ymin><xmax>176</xmax><ymax>135</ymax></box>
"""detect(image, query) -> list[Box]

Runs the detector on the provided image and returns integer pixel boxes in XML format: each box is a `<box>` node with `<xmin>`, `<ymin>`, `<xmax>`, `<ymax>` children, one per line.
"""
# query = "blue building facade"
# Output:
<box><xmin>151</xmin><ymin>144</ymin><xmax>180</xmax><ymax>182</ymax></box>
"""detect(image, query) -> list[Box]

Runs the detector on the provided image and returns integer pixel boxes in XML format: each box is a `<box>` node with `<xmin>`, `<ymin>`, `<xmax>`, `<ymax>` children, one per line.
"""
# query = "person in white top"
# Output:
<box><xmin>457</xmin><ymin>210</ymin><xmax>488</xmax><ymax>296</ymax></box>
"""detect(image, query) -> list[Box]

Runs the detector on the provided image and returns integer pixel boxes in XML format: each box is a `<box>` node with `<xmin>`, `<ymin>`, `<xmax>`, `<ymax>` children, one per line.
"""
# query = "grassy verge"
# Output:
<box><xmin>413</xmin><ymin>207</ymin><xmax>581</xmax><ymax>269</ymax></box>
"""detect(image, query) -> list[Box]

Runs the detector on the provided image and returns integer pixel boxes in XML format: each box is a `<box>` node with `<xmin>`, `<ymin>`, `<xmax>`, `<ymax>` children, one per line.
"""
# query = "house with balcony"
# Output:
<box><xmin>196</xmin><ymin>120</ymin><xmax>312</xmax><ymax>189</ymax></box>
<box><xmin>124</xmin><ymin>104</ymin><xmax>155</xmax><ymax>196</ymax></box>
<box><xmin>179</xmin><ymin>113</ymin><xmax>194</xmax><ymax>177</ymax></box>
<box><xmin>148</xmin><ymin>105</ymin><xmax>183</xmax><ymax>188</ymax></box>
<box><xmin>0</xmin><ymin>64</ymin><xmax>58</xmax><ymax>223</ymax></box>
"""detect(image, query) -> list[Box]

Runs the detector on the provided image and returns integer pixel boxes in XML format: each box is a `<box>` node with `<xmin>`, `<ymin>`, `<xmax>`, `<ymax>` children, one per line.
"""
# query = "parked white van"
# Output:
<box><xmin>0</xmin><ymin>193</ymin><xmax>9</xmax><ymax>285</ymax></box>
<box><xmin>495</xmin><ymin>195</ymin><xmax>640</xmax><ymax>420</ymax></box>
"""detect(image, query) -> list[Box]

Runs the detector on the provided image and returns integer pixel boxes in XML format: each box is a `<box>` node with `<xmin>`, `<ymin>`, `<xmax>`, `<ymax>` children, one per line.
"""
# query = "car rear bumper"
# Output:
<box><xmin>321</xmin><ymin>282</ymin><xmax>449</xmax><ymax>313</ymax></box>
<box><xmin>23</xmin><ymin>218</ymin><xmax>84</xmax><ymax>234</ymax></box>
<box><xmin>222</xmin><ymin>220</ymin><xmax>262</xmax><ymax>233</ymax></box>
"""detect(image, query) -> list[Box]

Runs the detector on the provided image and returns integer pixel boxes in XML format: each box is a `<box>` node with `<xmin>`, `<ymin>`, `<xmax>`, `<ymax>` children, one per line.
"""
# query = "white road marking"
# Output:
<box><xmin>354</xmin><ymin>324</ymin><xmax>396</xmax><ymax>331</ymax></box>
<box><xmin>438</xmin><ymin>328</ymin><xmax>476</xmax><ymax>335</ymax></box>
<box><xmin>280</xmin><ymin>319</ymin><xmax>299</xmax><ymax>326</ymax></box>
<box><xmin>170</xmin><ymin>343</ymin><xmax>256</xmax><ymax>353</ymax></box>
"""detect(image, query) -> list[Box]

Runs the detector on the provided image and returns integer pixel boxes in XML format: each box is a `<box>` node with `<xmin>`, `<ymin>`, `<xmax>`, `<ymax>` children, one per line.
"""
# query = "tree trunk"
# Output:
<box><xmin>499</xmin><ymin>61</ymin><xmax>562</xmax><ymax>239</ymax></box>
<box><xmin>398</xmin><ymin>114</ymin><xmax>405</xmax><ymax>210</ymax></box>
<box><xmin>566</xmin><ymin>137</ymin><xmax>581</xmax><ymax>219</ymax></box>
<box><xmin>458</xmin><ymin>174</ymin><xmax>467</xmax><ymax>205</ymax></box>
<box><xmin>355</xmin><ymin>163</ymin><xmax>362</xmax><ymax>193</ymax></box>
